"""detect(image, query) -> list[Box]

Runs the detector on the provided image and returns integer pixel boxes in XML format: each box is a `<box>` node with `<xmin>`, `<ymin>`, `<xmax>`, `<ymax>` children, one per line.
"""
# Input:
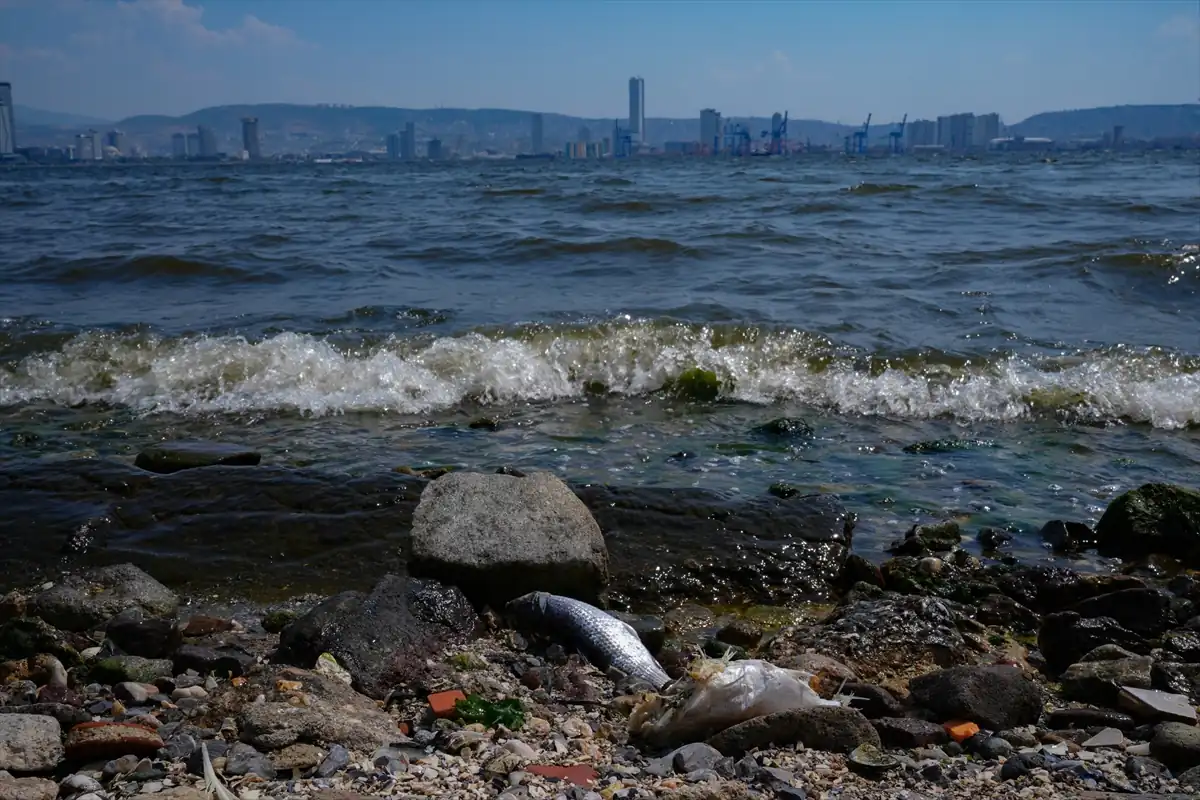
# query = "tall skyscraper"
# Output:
<box><xmin>402</xmin><ymin>122</ymin><xmax>416</xmax><ymax>160</ymax></box>
<box><xmin>88</xmin><ymin>129</ymin><xmax>102</xmax><ymax>160</ymax></box>
<box><xmin>241</xmin><ymin>117</ymin><xmax>261</xmax><ymax>159</ymax></box>
<box><xmin>386</xmin><ymin>132</ymin><xmax>402</xmax><ymax>160</ymax></box>
<box><xmin>628</xmin><ymin>76</ymin><xmax>645</xmax><ymax>143</ymax></box>
<box><xmin>171</xmin><ymin>132</ymin><xmax>188</xmax><ymax>159</ymax></box>
<box><xmin>197</xmin><ymin>125</ymin><xmax>218</xmax><ymax>157</ymax></box>
<box><xmin>0</xmin><ymin>82</ymin><xmax>16</xmax><ymax>156</ymax></box>
<box><xmin>531</xmin><ymin>113</ymin><xmax>544</xmax><ymax>154</ymax></box>
<box><xmin>427</xmin><ymin>138</ymin><xmax>443</xmax><ymax>160</ymax></box>
<box><xmin>700</xmin><ymin>108</ymin><xmax>721</xmax><ymax>153</ymax></box>
<box><xmin>105</xmin><ymin>130</ymin><xmax>125</xmax><ymax>154</ymax></box>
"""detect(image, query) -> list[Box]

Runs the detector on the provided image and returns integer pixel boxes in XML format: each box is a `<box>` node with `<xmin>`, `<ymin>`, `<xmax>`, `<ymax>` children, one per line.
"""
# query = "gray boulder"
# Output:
<box><xmin>707</xmin><ymin>706</ymin><xmax>880</xmax><ymax>756</ymax></box>
<box><xmin>0</xmin><ymin>714</ymin><xmax>64</xmax><ymax>772</ymax></box>
<box><xmin>907</xmin><ymin>665</ymin><xmax>1042</xmax><ymax>730</ymax></box>
<box><xmin>1150</xmin><ymin>722</ymin><xmax>1200</xmax><ymax>771</ymax></box>
<box><xmin>275</xmin><ymin>574</ymin><xmax>479</xmax><ymax>699</ymax></box>
<box><xmin>410</xmin><ymin>471</ymin><xmax>609</xmax><ymax>607</ymax></box>
<box><xmin>29</xmin><ymin>564</ymin><xmax>178</xmax><ymax>632</ymax></box>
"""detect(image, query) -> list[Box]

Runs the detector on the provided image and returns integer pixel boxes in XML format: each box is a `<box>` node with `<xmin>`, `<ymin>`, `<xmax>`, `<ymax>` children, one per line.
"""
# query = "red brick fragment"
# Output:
<box><xmin>427</xmin><ymin>689</ymin><xmax>466</xmax><ymax>718</ymax></box>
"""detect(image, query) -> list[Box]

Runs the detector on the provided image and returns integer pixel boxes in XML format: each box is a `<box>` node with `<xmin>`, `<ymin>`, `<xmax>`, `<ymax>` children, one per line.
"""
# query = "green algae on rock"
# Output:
<box><xmin>662</xmin><ymin>368</ymin><xmax>726</xmax><ymax>402</ymax></box>
<box><xmin>1095</xmin><ymin>483</ymin><xmax>1200</xmax><ymax>567</ymax></box>
<box><xmin>134</xmin><ymin>441</ymin><xmax>262</xmax><ymax>474</ymax></box>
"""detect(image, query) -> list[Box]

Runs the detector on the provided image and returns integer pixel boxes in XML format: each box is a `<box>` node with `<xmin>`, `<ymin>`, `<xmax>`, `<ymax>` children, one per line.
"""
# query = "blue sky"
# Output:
<box><xmin>1</xmin><ymin>0</ymin><xmax>1197</xmax><ymax>123</ymax></box>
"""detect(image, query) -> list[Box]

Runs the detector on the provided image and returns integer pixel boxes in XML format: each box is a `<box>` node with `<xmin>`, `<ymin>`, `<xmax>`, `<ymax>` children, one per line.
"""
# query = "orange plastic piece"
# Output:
<box><xmin>945</xmin><ymin>719</ymin><xmax>980</xmax><ymax>742</ymax></box>
<box><xmin>428</xmin><ymin>689</ymin><xmax>467</xmax><ymax>718</ymax></box>
<box><xmin>527</xmin><ymin>764</ymin><xmax>598</xmax><ymax>786</ymax></box>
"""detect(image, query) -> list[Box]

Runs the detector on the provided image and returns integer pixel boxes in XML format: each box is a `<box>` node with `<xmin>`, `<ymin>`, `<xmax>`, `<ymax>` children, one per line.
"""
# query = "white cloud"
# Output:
<box><xmin>114</xmin><ymin>0</ymin><xmax>306</xmax><ymax>48</ymax></box>
<box><xmin>1159</xmin><ymin>12</ymin><xmax>1200</xmax><ymax>43</ymax></box>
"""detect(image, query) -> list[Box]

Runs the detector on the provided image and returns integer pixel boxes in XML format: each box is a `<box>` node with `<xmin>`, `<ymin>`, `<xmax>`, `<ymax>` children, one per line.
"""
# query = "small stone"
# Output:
<box><xmin>60</xmin><ymin>774</ymin><xmax>104</xmax><ymax>794</ymax></box>
<box><xmin>1046</xmin><ymin>707</ymin><xmax>1136</xmax><ymax>730</ymax></box>
<box><xmin>871</xmin><ymin>718</ymin><xmax>948</xmax><ymax>748</ymax></box>
<box><xmin>1081</xmin><ymin>728</ymin><xmax>1125</xmax><ymax>748</ymax></box>
<box><xmin>848</xmin><ymin>742</ymin><xmax>900</xmax><ymax>775</ymax></box>
<box><xmin>0</xmin><ymin>777</ymin><xmax>58</xmax><ymax>800</ymax></box>
<box><xmin>975</xmin><ymin>737</ymin><xmax>1013</xmax><ymax>759</ymax></box>
<box><xmin>502</xmin><ymin>740</ymin><xmax>538</xmax><ymax>761</ymax></box>
<box><xmin>316</xmin><ymin>744</ymin><xmax>349</xmax><ymax>777</ymax></box>
<box><xmin>0</xmin><ymin>715</ymin><xmax>64</xmax><ymax>772</ymax></box>
<box><xmin>270</xmin><ymin>742</ymin><xmax>324</xmax><ymax>771</ymax></box>
<box><xmin>671</xmin><ymin>743</ymin><xmax>722</xmax><ymax>773</ymax></box>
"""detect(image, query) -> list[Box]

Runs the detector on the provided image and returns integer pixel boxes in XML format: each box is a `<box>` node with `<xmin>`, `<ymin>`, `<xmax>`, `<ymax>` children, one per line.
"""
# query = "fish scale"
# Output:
<box><xmin>506</xmin><ymin>591</ymin><xmax>671</xmax><ymax>691</ymax></box>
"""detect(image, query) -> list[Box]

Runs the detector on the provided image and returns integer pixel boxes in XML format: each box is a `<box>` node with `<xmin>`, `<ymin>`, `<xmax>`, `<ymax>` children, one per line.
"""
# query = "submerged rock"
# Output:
<box><xmin>1094</xmin><ymin>483</ymin><xmax>1200</xmax><ymax>567</ymax></box>
<box><xmin>410</xmin><ymin>471</ymin><xmax>609</xmax><ymax>608</ymax></box>
<box><xmin>134</xmin><ymin>441</ymin><xmax>261</xmax><ymax>474</ymax></box>
<box><xmin>579</xmin><ymin>484</ymin><xmax>853</xmax><ymax>609</ymax></box>
<box><xmin>766</xmin><ymin>594</ymin><xmax>968</xmax><ymax>683</ymax></box>
<box><xmin>30</xmin><ymin>564</ymin><xmax>178</xmax><ymax>632</ymax></box>
<box><xmin>275</xmin><ymin>574</ymin><xmax>479</xmax><ymax>699</ymax></box>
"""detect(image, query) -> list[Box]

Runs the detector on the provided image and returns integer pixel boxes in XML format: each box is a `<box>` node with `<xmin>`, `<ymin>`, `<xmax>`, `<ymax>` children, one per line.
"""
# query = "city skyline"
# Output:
<box><xmin>1</xmin><ymin>0</ymin><xmax>1197</xmax><ymax>125</ymax></box>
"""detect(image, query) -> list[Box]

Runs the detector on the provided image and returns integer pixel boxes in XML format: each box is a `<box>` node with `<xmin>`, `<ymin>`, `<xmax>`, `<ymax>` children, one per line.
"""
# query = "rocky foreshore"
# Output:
<box><xmin>2</xmin><ymin>456</ymin><xmax>1200</xmax><ymax>800</ymax></box>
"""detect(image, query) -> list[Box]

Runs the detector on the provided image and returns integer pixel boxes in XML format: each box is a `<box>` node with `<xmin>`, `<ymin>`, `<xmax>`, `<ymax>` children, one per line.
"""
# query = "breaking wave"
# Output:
<box><xmin>1</xmin><ymin>320</ymin><xmax>1196</xmax><ymax>428</ymax></box>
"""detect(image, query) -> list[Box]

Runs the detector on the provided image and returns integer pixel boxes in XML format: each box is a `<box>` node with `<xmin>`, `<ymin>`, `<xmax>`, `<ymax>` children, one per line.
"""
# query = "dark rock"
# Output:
<box><xmin>670</xmin><ymin>743</ymin><xmax>722</xmax><ymax>773</ymax></box>
<box><xmin>975</xmin><ymin>736</ymin><xmax>1014</xmax><ymax>759</ymax></box>
<box><xmin>1152</xmin><ymin>661</ymin><xmax>1200</xmax><ymax>703</ymax></box>
<box><xmin>715</xmin><ymin>620</ymin><xmax>762</xmax><ymax>650</ymax></box>
<box><xmin>1061</xmin><ymin>655</ymin><xmax>1154</xmax><ymax>706</ymax></box>
<box><xmin>410</xmin><ymin>471</ymin><xmax>610</xmax><ymax>608</ymax></box>
<box><xmin>1178</xmin><ymin>764</ymin><xmax>1200</xmax><ymax>787</ymax></box>
<box><xmin>764</xmin><ymin>594</ymin><xmax>967</xmax><ymax>682</ymax></box>
<box><xmin>1150</xmin><ymin>722</ymin><xmax>1200</xmax><ymax>771</ymax></box>
<box><xmin>172</xmin><ymin>644</ymin><xmax>256</xmax><ymax>678</ymax></box>
<box><xmin>1047</xmin><ymin>708</ymin><xmax>1136</xmax><ymax>730</ymax></box>
<box><xmin>1094</xmin><ymin>483</ymin><xmax>1200</xmax><ymax>567</ymax></box>
<box><xmin>996</xmin><ymin>566</ymin><xmax>1145</xmax><ymax>615</ymax></box>
<box><xmin>889</xmin><ymin>522</ymin><xmax>961</xmax><ymax>556</ymax></box>
<box><xmin>1124</xmin><ymin>754</ymin><xmax>1168</xmax><ymax>778</ymax></box>
<box><xmin>976</xmin><ymin>528</ymin><xmax>1013</xmax><ymax>550</ymax></box>
<box><xmin>1163</xmin><ymin>630</ymin><xmax>1200</xmax><ymax>663</ymax></box>
<box><xmin>275</xmin><ymin>574</ymin><xmax>479</xmax><ymax>699</ymax></box>
<box><xmin>224</xmin><ymin>742</ymin><xmax>276</xmax><ymax>779</ymax></box>
<box><xmin>105</xmin><ymin>609</ymin><xmax>181</xmax><ymax>658</ymax></box>
<box><xmin>999</xmin><ymin>752</ymin><xmax>1047</xmax><ymax>781</ymax></box>
<box><xmin>0</xmin><ymin>617</ymin><xmax>81</xmax><ymax>664</ymax></box>
<box><xmin>1038</xmin><ymin>612</ymin><xmax>1147</xmax><ymax>674</ymax></box>
<box><xmin>186</xmin><ymin>740</ymin><xmax>228</xmax><ymax>775</ymax></box>
<box><xmin>161</xmin><ymin>732</ymin><xmax>196</xmax><ymax>761</ymax></box>
<box><xmin>575</xmin><ymin>483</ymin><xmax>853</xmax><ymax>608</ymax></box>
<box><xmin>706</xmin><ymin>706</ymin><xmax>880</xmax><ymax>757</ymax></box>
<box><xmin>842</xmin><ymin>683</ymin><xmax>903</xmax><ymax>719</ymax></box>
<box><xmin>836</xmin><ymin>554</ymin><xmax>884</xmax><ymax>591</ymax></box>
<box><xmin>609</xmin><ymin>613</ymin><xmax>666</xmax><ymax>656</ymax></box>
<box><xmin>752</xmin><ymin>418</ymin><xmax>813</xmax><ymax>439</ymax></box>
<box><xmin>974</xmin><ymin>594</ymin><xmax>1039</xmax><ymax>634</ymax></box>
<box><xmin>29</xmin><ymin>564</ymin><xmax>178</xmax><ymax>632</ymax></box>
<box><xmin>134</xmin><ymin>441</ymin><xmax>261</xmax><ymax>474</ymax></box>
<box><xmin>316</xmin><ymin>743</ymin><xmax>350</xmax><ymax>776</ymax></box>
<box><xmin>998</xmin><ymin>728</ymin><xmax>1040</xmax><ymax>748</ymax></box>
<box><xmin>1039</xmin><ymin>520</ymin><xmax>1095</xmax><ymax>554</ymax></box>
<box><xmin>907</xmin><ymin>665</ymin><xmax>1042</xmax><ymax>730</ymax></box>
<box><xmin>871</xmin><ymin>718</ymin><xmax>948</xmax><ymax>748</ymax></box>
<box><xmin>1071</xmin><ymin>588</ymin><xmax>1177</xmax><ymax>637</ymax></box>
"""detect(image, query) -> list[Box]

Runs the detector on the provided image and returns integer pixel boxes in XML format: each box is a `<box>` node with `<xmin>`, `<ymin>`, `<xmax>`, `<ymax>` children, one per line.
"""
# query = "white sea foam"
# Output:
<box><xmin>1</xmin><ymin>326</ymin><xmax>1196</xmax><ymax>429</ymax></box>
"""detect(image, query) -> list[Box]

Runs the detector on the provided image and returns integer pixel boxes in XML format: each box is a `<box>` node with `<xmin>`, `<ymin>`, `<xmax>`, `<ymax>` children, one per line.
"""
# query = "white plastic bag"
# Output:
<box><xmin>628</xmin><ymin>656</ymin><xmax>841</xmax><ymax>748</ymax></box>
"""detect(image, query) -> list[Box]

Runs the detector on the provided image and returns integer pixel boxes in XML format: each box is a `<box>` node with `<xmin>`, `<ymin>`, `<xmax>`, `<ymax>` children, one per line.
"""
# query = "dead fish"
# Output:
<box><xmin>506</xmin><ymin>591</ymin><xmax>670</xmax><ymax>691</ymax></box>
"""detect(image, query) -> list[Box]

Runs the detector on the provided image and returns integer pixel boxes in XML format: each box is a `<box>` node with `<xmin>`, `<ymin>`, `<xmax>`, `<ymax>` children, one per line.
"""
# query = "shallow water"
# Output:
<box><xmin>1</xmin><ymin>152</ymin><xmax>1198</xmax><ymax>581</ymax></box>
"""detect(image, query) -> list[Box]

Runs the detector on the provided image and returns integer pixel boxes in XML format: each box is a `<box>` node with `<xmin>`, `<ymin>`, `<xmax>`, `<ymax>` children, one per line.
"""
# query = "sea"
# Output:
<box><xmin>1</xmin><ymin>152</ymin><xmax>1198</xmax><ymax>593</ymax></box>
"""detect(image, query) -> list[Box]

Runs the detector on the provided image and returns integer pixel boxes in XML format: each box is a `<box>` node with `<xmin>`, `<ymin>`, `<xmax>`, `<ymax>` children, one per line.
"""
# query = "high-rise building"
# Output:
<box><xmin>937</xmin><ymin>113</ymin><xmax>975</xmax><ymax>150</ymax></box>
<box><xmin>197</xmin><ymin>125</ymin><xmax>218</xmax><ymax>157</ymax></box>
<box><xmin>531</xmin><ymin>113</ymin><xmax>544</xmax><ymax>154</ymax></box>
<box><xmin>104</xmin><ymin>130</ymin><xmax>125</xmax><ymax>154</ymax></box>
<box><xmin>628</xmin><ymin>76</ymin><xmax>645</xmax><ymax>143</ymax></box>
<box><xmin>386</xmin><ymin>132</ymin><xmax>402</xmax><ymax>160</ymax></box>
<box><xmin>699</xmin><ymin>108</ymin><xmax>721</xmax><ymax>153</ymax></box>
<box><xmin>906</xmin><ymin>119</ymin><xmax>937</xmax><ymax>147</ymax></box>
<box><xmin>186</xmin><ymin>132</ymin><xmax>200</xmax><ymax>155</ymax></box>
<box><xmin>171</xmin><ymin>132</ymin><xmax>188</xmax><ymax>158</ymax></box>
<box><xmin>241</xmin><ymin>117</ymin><xmax>261</xmax><ymax>159</ymax></box>
<box><xmin>973</xmin><ymin>113</ymin><xmax>1001</xmax><ymax>147</ymax></box>
<box><xmin>87</xmin><ymin>129</ymin><xmax>102</xmax><ymax>160</ymax></box>
<box><xmin>0</xmin><ymin>82</ymin><xmax>15</xmax><ymax>155</ymax></box>
<box><xmin>402</xmin><ymin>122</ymin><xmax>416</xmax><ymax>160</ymax></box>
<box><xmin>427</xmin><ymin>138</ymin><xmax>442</xmax><ymax>160</ymax></box>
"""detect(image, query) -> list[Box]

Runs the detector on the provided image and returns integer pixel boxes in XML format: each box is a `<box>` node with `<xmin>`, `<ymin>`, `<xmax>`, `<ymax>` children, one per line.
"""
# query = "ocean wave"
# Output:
<box><xmin>1</xmin><ymin>321</ymin><xmax>1196</xmax><ymax>428</ymax></box>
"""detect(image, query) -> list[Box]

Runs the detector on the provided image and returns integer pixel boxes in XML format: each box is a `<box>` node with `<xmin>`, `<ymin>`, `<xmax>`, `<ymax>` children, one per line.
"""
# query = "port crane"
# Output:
<box><xmin>889</xmin><ymin>114</ymin><xmax>907</xmax><ymax>154</ymax></box>
<box><xmin>852</xmin><ymin>113</ymin><xmax>872</xmax><ymax>154</ymax></box>
<box><xmin>760</xmin><ymin>112</ymin><xmax>789</xmax><ymax>155</ymax></box>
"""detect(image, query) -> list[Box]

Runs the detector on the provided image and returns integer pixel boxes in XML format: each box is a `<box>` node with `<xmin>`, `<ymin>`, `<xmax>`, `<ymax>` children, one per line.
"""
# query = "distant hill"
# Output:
<box><xmin>13</xmin><ymin>105</ymin><xmax>112</xmax><ymax>128</ymax></box>
<box><xmin>1007</xmin><ymin>104</ymin><xmax>1200</xmax><ymax>141</ymax></box>
<box><xmin>12</xmin><ymin>101</ymin><xmax>1198</xmax><ymax>152</ymax></box>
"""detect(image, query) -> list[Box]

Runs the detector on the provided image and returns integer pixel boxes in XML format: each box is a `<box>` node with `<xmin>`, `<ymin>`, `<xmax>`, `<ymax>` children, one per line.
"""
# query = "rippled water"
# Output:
<box><xmin>1</xmin><ymin>153</ymin><xmax>1198</xmax><ymax>571</ymax></box>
